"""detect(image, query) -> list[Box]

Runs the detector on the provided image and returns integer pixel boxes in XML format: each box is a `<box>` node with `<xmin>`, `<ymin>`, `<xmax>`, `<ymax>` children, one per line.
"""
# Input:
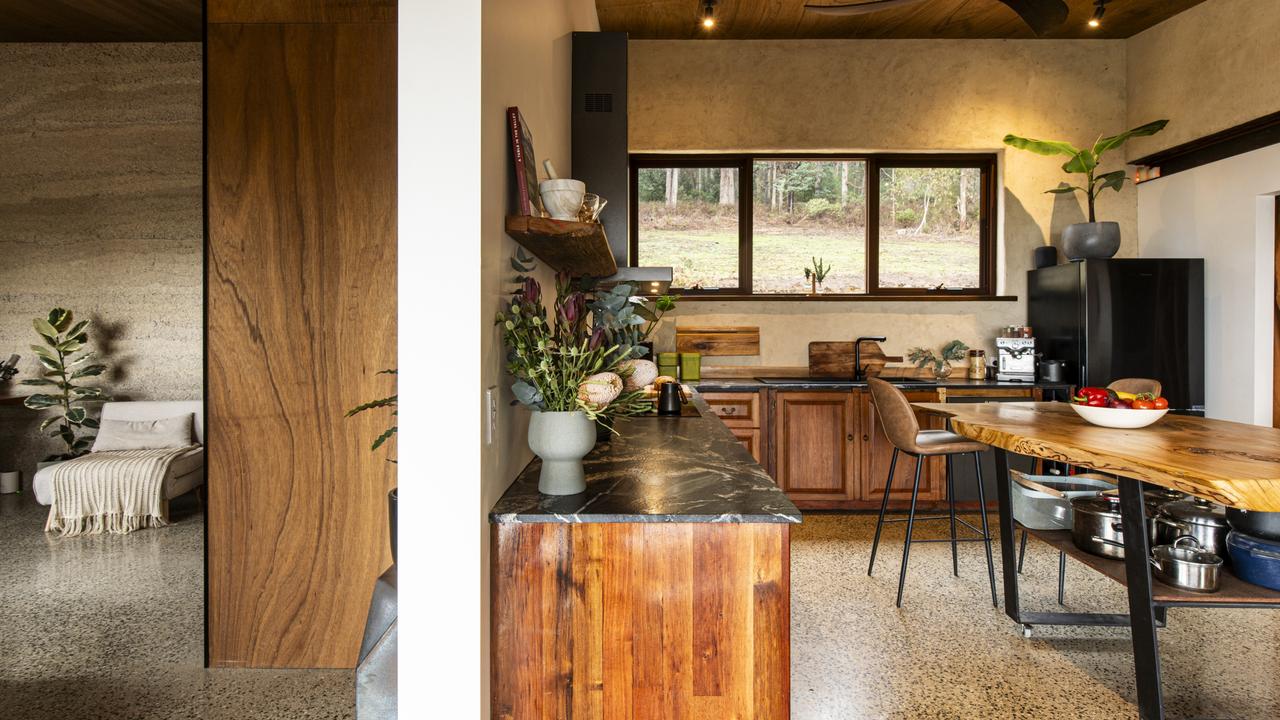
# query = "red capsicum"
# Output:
<box><xmin>1072</xmin><ymin>386</ymin><xmax>1111</xmax><ymax>407</ymax></box>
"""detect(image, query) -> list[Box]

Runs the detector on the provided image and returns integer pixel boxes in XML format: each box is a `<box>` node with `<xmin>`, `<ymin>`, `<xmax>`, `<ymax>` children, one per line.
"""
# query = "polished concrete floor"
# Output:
<box><xmin>793</xmin><ymin>513</ymin><xmax>1280</xmax><ymax>720</ymax></box>
<box><xmin>0</xmin><ymin>490</ymin><xmax>354</xmax><ymax>720</ymax></box>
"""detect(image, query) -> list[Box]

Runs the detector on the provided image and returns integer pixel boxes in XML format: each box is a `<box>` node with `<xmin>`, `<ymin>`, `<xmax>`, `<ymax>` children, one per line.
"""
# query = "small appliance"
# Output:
<box><xmin>996</xmin><ymin>337</ymin><xmax>1036</xmax><ymax>383</ymax></box>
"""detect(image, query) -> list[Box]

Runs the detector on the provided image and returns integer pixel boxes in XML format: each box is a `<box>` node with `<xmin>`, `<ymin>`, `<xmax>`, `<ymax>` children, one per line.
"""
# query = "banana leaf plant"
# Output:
<box><xmin>346</xmin><ymin>369</ymin><xmax>397</xmax><ymax>462</ymax></box>
<box><xmin>1003</xmin><ymin>119</ymin><xmax>1168</xmax><ymax>222</ymax></box>
<box><xmin>21</xmin><ymin>308</ymin><xmax>110</xmax><ymax>461</ymax></box>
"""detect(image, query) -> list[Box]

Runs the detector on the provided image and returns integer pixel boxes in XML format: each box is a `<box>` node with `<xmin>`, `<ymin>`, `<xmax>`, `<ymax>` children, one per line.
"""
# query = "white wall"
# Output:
<box><xmin>1137</xmin><ymin>143</ymin><xmax>1280</xmax><ymax>424</ymax></box>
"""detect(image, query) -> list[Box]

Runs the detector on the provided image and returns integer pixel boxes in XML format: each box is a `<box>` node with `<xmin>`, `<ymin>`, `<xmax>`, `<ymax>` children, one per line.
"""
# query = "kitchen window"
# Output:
<box><xmin>630</xmin><ymin>154</ymin><xmax>997</xmax><ymax>298</ymax></box>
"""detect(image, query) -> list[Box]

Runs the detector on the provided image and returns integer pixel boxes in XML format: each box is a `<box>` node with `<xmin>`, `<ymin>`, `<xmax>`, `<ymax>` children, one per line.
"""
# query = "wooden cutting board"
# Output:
<box><xmin>675</xmin><ymin>326</ymin><xmax>760</xmax><ymax>356</ymax></box>
<box><xmin>808</xmin><ymin>341</ymin><xmax>903</xmax><ymax>378</ymax></box>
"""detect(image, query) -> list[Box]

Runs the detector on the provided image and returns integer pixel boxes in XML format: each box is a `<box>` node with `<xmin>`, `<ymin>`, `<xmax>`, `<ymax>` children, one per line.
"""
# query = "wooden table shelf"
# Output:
<box><xmin>1025</xmin><ymin>527</ymin><xmax>1280</xmax><ymax>606</ymax></box>
<box><xmin>504</xmin><ymin>215</ymin><xmax>617</xmax><ymax>278</ymax></box>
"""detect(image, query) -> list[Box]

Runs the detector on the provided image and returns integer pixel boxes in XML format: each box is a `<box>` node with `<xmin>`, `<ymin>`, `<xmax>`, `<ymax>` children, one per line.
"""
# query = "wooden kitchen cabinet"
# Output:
<box><xmin>703</xmin><ymin>391</ymin><xmax>768</xmax><ymax>465</ymax></box>
<box><xmin>857</xmin><ymin>389</ymin><xmax>948</xmax><ymax>504</ymax></box>
<box><xmin>772</xmin><ymin>391</ymin><xmax>858</xmax><ymax>502</ymax></box>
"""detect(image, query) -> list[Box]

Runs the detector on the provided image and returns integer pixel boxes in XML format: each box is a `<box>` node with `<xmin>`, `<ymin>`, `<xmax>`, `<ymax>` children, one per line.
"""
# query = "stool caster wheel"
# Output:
<box><xmin>1020</xmin><ymin>624</ymin><xmax>1033</xmax><ymax>639</ymax></box>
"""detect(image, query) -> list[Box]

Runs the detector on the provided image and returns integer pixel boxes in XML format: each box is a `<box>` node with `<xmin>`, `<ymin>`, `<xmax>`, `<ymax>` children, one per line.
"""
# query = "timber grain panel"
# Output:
<box><xmin>491</xmin><ymin>523</ymin><xmax>791</xmax><ymax>720</ymax></box>
<box><xmin>207</xmin><ymin>0</ymin><xmax>395</xmax><ymax>24</ymax></box>
<box><xmin>676</xmin><ymin>326</ymin><xmax>761</xmax><ymax>356</ymax></box>
<box><xmin>915</xmin><ymin>402</ymin><xmax>1280</xmax><ymax>511</ymax></box>
<box><xmin>205</xmin><ymin>20</ymin><xmax>396</xmax><ymax>668</ymax></box>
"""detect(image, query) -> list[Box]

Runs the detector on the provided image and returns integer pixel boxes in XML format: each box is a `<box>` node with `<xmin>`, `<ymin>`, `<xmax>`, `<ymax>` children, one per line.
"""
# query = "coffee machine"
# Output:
<box><xmin>996</xmin><ymin>337</ymin><xmax>1036</xmax><ymax>383</ymax></box>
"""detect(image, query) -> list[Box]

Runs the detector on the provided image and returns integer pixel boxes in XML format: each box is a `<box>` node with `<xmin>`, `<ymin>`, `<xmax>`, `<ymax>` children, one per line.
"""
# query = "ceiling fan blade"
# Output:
<box><xmin>995</xmin><ymin>0</ymin><xmax>1070</xmax><ymax>35</ymax></box>
<box><xmin>803</xmin><ymin>0</ymin><xmax>928</xmax><ymax>16</ymax></box>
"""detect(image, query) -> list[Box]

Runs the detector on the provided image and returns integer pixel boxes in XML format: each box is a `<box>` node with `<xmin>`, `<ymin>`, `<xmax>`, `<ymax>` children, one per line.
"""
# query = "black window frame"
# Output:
<box><xmin>629</xmin><ymin>152</ymin><xmax>999</xmax><ymax>299</ymax></box>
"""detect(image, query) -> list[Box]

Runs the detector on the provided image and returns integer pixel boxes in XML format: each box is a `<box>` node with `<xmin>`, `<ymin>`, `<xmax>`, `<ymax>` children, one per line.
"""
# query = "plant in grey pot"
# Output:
<box><xmin>21</xmin><ymin>308</ymin><xmax>110</xmax><ymax>467</ymax></box>
<box><xmin>346</xmin><ymin>369</ymin><xmax>397</xmax><ymax>561</ymax></box>
<box><xmin>1004</xmin><ymin>119</ymin><xmax>1168</xmax><ymax>261</ymax></box>
<box><xmin>496</xmin><ymin>269</ymin><xmax>650</xmax><ymax>496</ymax></box>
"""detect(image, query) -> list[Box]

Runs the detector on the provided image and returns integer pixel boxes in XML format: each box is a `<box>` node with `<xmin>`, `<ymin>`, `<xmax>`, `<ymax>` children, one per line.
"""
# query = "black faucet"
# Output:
<box><xmin>853</xmin><ymin>336</ymin><xmax>887</xmax><ymax>381</ymax></box>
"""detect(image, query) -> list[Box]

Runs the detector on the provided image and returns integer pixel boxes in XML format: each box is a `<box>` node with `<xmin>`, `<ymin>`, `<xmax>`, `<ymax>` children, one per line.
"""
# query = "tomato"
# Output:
<box><xmin>1131</xmin><ymin>398</ymin><xmax>1155</xmax><ymax>410</ymax></box>
<box><xmin>1151</xmin><ymin>396</ymin><xmax>1169</xmax><ymax>410</ymax></box>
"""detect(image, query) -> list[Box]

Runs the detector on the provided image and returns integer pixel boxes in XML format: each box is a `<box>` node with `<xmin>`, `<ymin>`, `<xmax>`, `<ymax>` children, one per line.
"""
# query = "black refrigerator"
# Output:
<box><xmin>1028</xmin><ymin>259</ymin><xmax>1205</xmax><ymax>414</ymax></box>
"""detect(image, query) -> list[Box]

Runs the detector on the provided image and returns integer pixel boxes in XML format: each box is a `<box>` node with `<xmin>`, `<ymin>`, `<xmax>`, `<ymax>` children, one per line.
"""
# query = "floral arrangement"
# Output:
<box><xmin>496</xmin><ymin>252</ymin><xmax>661</xmax><ymax>423</ymax></box>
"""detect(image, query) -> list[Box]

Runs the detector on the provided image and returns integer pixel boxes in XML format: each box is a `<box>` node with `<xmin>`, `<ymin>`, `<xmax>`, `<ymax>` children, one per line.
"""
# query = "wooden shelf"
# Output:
<box><xmin>504</xmin><ymin>215</ymin><xmax>618</xmax><ymax>278</ymax></box>
<box><xmin>1025</xmin><ymin>527</ymin><xmax>1280</xmax><ymax>606</ymax></box>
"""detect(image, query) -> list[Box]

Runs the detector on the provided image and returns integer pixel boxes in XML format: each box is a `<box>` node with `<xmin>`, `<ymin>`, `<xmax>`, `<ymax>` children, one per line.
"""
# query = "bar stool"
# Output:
<box><xmin>866</xmin><ymin>378</ymin><xmax>998</xmax><ymax>608</ymax></box>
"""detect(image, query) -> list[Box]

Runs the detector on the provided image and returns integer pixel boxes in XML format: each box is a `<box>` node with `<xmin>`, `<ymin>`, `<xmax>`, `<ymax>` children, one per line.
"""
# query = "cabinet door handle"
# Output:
<box><xmin>863</xmin><ymin>434</ymin><xmax>869</xmax><ymax>441</ymax></box>
<box><xmin>723</xmin><ymin>407</ymin><xmax>736</xmax><ymax>414</ymax></box>
<box><xmin>847</xmin><ymin>433</ymin><xmax>854</xmax><ymax>442</ymax></box>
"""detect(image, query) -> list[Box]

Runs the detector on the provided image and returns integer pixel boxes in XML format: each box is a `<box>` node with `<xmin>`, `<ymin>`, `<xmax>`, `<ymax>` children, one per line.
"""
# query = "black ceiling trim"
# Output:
<box><xmin>1132</xmin><ymin>111</ymin><xmax>1280</xmax><ymax>181</ymax></box>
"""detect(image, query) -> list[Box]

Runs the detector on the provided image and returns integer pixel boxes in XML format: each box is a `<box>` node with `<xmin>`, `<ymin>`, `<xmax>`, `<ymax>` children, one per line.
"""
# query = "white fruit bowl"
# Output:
<box><xmin>1069</xmin><ymin>403</ymin><xmax>1169</xmax><ymax>429</ymax></box>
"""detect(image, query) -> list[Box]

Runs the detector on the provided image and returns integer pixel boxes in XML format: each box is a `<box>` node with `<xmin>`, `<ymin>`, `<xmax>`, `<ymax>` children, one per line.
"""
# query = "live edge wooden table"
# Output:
<box><xmin>915</xmin><ymin>401</ymin><xmax>1280</xmax><ymax>720</ymax></box>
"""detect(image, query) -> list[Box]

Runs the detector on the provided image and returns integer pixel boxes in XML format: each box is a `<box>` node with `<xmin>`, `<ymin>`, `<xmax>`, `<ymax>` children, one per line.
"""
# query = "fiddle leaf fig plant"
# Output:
<box><xmin>1003</xmin><ymin>119</ymin><xmax>1168</xmax><ymax>222</ymax></box>
<box><xmin>21</xmin><ymin>308</ymin><xmax>110</xmax><ymax>461</ymax></box>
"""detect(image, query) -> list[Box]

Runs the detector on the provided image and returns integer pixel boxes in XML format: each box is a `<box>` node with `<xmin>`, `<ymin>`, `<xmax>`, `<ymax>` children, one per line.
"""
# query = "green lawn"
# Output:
<box><xmin>640</xmin><ymin>228</ymin><xmax>980</xmax><ymax>293</ymax></box>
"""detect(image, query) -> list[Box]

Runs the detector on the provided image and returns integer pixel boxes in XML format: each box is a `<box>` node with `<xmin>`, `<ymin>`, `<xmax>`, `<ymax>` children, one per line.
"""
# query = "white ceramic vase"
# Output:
<box><xmin>527</xmin><ymin>410</ymin><xmax>595</xmax><ymax>495</ymax></box>
<box><xmin>0</xmin><ymin>471</ymin><xmax>19</xmax><ymax>495</ymax></box>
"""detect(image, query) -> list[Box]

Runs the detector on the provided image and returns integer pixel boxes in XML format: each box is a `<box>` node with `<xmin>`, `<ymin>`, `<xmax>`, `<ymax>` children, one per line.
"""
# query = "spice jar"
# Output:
<box><xmin>968</xmin><ymin>349</ymin><xmax>986</xmax><ymax>379</ymax></box>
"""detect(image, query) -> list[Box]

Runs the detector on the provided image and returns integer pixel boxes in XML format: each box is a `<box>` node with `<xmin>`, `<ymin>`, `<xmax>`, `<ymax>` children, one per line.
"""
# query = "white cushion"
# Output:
<box><xmin>101</xmin><ymin>401</ymin><xmax>204</xmax><ymax>444</ymax></box>
<box><xmin>91</xmin><ymin>414</ymin><xmax>194</xmax><ymax>452</ymax></box>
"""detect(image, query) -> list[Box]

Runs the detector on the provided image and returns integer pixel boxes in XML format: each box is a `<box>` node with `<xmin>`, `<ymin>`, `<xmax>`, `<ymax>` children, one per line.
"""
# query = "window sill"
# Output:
<box><xmin>645</xmin><ymin>294</ymin><xmax>1019</xmax><ymax>303</ymax></box>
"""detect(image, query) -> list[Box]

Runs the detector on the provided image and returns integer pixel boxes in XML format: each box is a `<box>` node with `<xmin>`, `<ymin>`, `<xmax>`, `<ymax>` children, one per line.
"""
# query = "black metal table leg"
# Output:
<box><xmin>1018</xmin><ymin>529</ymin><xmax>1028</xmax><ymax>573</ymax></box>
<box><xmin>993</xmin><ymin>447</ymin><xmax>1022</xmax><ymax>623</ymax></box>
<box><xmin>1117</xmin><ymin>476</ymin><xmax>1166</xmax><ymax>720</ymax></box>
<box><xmin>946</xmin><ymin>454</ymin><xmax>958</xmax><ymax>577</ymax></box>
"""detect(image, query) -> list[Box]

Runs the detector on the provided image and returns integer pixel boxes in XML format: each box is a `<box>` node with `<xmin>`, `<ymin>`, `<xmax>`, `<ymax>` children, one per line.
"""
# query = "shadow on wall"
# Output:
<box><xmin>1004</xmin><ymin>188</ymin><xmax>1045</xmax><ymax>253</ymax></box>
<box><xmin>92</xmin><ymin>313</ymin><xmax>134</xmax><ymax>387</ymax></box>
<box><xmin>1049</xmin><ymin>189</ymin><xmax>1088</xmax><ymax>247</ymax></box>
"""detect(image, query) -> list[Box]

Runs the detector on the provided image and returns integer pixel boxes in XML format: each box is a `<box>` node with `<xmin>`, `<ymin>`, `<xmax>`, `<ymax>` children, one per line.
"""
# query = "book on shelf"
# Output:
<box><xmin>506</xmin><ymin>106</ymin><xmax>545</xmax><ymax>218</ymax></box>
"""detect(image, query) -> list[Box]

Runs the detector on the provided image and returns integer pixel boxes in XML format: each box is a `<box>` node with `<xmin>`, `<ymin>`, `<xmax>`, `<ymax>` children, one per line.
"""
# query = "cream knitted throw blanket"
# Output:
<box><xmin>45</xmin><ymin>446</ymin><xmax>195</xmax><ymax>537</ymax></box>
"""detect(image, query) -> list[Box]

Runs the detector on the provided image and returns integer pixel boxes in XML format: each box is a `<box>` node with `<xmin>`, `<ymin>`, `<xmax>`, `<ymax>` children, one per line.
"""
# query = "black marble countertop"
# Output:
<box><xmin>489</xmin><ymin>395</ymin><xmax>801</xmax><ymax>525</ymax></box>
<box><xmin>696</xmin><ymin>378</ymin><xmax>1074</xmax><ymax>392</ymax></box>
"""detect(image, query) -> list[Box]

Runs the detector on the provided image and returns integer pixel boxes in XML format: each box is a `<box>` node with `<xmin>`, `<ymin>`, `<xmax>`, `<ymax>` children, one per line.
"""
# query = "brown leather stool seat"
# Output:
<box><xmin>867</xmin><ymin>378</ymin><xmax>999</xmax><ymax>608</ymax></box>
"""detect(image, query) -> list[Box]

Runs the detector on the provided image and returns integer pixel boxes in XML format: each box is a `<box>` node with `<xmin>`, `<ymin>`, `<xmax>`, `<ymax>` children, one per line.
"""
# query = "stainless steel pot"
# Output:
<box><xmin>1151</xmin><ymin>536</ymin><xmax>1223</xmax><ymax>593</ymax></box>
<box><xmin>1071</xmin><ymin>494</ymin><xmax>1156</xmax><ymax>559</ymax></box>
<box><xmin>1155</xmin><ymin>497</ymin><xmax>1229</xmax><ymax>560</ymax></box>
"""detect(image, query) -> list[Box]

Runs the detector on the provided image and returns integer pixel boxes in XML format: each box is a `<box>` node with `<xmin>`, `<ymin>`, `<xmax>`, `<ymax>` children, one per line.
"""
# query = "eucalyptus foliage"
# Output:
<box><xmin>1003</xmin><ymin>120</ymin><xmax>1168</xmax><ymax>223</ymax></box>
<box><xmin>907</xmin><ymin>340</ymin><xmax>969</xmax><ymax>374</ymax></box>
<box><xmin>345</xmin><ymin>369</ymin><xmax>397</xmax><ymax>460</ymax></box>
<box><xmin>21</xmin><ymin>308</ymin><xmax>110</xmax><ymax>461</ymax></box>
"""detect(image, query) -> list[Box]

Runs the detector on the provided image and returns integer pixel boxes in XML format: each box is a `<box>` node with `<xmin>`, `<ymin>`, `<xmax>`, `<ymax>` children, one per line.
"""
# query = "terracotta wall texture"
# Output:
<box><xmin>0</xmin><ymin>43</ymin><xmax>202</xmax><ymax>478</ymax></box>
<box><xmin>628</xmin><ymin>39</ymin><xmax>1134</xmax><ymax>365</ymax></box>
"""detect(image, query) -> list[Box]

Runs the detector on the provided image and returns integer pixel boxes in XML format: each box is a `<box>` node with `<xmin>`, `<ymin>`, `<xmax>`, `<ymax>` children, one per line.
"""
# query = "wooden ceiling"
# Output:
<box><xmin>597</xmin><ymin>0</ymin><xmax>1210</xmax><ymax>40</ymax></box>
<box><xmin>0</xmin><ymin>0</ymin><xmax>202</xmax><ymax>42</ymax></box>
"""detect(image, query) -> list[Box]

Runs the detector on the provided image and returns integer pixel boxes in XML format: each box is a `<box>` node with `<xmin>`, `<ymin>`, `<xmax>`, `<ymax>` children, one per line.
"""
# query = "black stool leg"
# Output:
<box><xmin>1057</xmin><ymin>550</ymin><xmax>1067</xmax><ymax>605</ymax></box>
<box><xmin>868</xmin><ymin>447</ymin><xmax>899</xmax><ymax>576</ymax></box>
<box><xmin>972</xmin><ymin>452</ymin><xmax>998</xmax><ymax>608</ymax></box>
<box><xmin>1018</xmin><ymin>529</ymin><xmax>1028</xmax><ymax>574</ymax></box>
<box><xmin>946</xmin><ymin>454</ymin><xmax>958</xmax><ymax>577</ymax></box>
<box><xmin>895</xmin><ymin>455</ymin><xmax>924</xmax><ymax>608</ymax></box>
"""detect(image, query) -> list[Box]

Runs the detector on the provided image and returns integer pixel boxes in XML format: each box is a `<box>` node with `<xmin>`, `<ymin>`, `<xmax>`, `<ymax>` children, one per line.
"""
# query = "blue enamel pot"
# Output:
<box><xmin>1226</xmin><ymin>531</ymin><xmax>1280</xmax><ymax>591</ymax></box>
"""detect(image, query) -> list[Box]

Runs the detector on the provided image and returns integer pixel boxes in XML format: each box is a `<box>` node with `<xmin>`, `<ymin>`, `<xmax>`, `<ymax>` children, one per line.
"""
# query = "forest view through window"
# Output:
<box><xmin>632</xmin><ymin>154</ymin><xmax>994</xmax><ymax>297</ymax></box>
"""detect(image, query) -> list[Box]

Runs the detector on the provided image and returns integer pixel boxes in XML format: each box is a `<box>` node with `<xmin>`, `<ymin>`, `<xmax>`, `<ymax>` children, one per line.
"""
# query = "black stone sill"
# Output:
<box><xmin>638</xmin><ymin>294</ymin><xmax>1018</xmax><ymax>303</ymax></box>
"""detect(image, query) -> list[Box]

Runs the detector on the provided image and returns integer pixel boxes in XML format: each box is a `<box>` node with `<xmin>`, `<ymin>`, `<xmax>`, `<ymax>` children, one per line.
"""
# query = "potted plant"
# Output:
<box><xmin>496</xmin><ymin>270</ymin><xmax>650</xmax><ymax>496</ymax></box>
<box><xmin>907</xmin><ymin>340</ymin><xmax>969</xmax><ymax>380</ymax></box>
<box><xmin>346</xmin><ymin>369</ymin><xmax>397</xmax><ymax>560</ymax></box>
<box><xmin>21</xmin><ymin>308</ymin><xmax>109</xmax><ymax>467</ymax></box>
<box><xmin>804</xmin><ymin>257</ymin><xmax>831</xmax><ymax>295</ymax></box>
<box><xmin>1004</xmin><ymin>119</ymin><xmax>1168</xmax><ymax>260</ymax></box>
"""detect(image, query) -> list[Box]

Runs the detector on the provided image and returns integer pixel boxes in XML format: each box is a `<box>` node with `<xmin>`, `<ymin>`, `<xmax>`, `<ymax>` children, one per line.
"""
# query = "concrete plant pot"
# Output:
<box><xmin>1062</xmin><ymin>221</ymin><xmax>1121</xmax><ymax>261</ymax></box>
<box><xmin>528</xmin><ymin>410</ymin><xmax>594</xmax><ymax>495</ymax></box>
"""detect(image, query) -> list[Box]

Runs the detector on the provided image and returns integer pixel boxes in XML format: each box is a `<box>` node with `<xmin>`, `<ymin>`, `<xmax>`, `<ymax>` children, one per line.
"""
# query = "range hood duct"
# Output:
<box><xmin>572</xmin><ymin>32</ymin><xmax>671</xmax><ymax>294</ymax></box>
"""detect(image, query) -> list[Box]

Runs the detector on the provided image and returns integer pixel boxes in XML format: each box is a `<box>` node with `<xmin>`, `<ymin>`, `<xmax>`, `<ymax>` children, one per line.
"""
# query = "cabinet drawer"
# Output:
<box><xmin>729</xmin><ymin>428</ymin><xmax>764</xmax><ymax>465</ymax></box>
<box><xmin>702</xmin><ymin>392</ymin><xmax>761</xmax><ymax>428</ymax></box>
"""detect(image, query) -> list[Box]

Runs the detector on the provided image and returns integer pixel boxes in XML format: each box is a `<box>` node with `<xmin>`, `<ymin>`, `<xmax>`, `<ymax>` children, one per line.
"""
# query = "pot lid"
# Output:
<box><xmin>1159</xmin><ymin>498</ymin><xmax>1227</xmax><ymax>528</ymax></box>
<box><xmin>1153</xmin><ymin>537</ymin><xmax>1223</xmax><ymax>566</ymax></box>
<box><xmin>1072</xmin><ymin>494</ymin><xmax>1121</xmax><ymax>516</ymax></box>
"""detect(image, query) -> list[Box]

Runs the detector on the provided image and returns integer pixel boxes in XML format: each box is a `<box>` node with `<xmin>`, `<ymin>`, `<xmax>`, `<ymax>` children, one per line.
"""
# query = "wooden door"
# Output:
<box><xmin>858</xmin><ymin>389</ymin><xmax>947</xmax><ymax>504</ymax></box>
<box><xmin>728</xmin><ymin>427</ymin><xmax>764</xmax><ymax>465</ymax></box>
<box><xmin>772</xmin><ymin>391</ymin><xmax>857</xmax><ymax>501</ymax></box>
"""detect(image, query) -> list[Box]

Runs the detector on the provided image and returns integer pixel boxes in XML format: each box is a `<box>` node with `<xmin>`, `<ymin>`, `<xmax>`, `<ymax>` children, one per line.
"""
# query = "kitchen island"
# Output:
<box><xmin>915</xmin><ymin>401</ymin><xmax>1280</xmax><ymax>720</ymax></box>
<box><xmin>489</xmin><ymin>394</ymin><xmax>800</xmax><ymax>720</ymax></box>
